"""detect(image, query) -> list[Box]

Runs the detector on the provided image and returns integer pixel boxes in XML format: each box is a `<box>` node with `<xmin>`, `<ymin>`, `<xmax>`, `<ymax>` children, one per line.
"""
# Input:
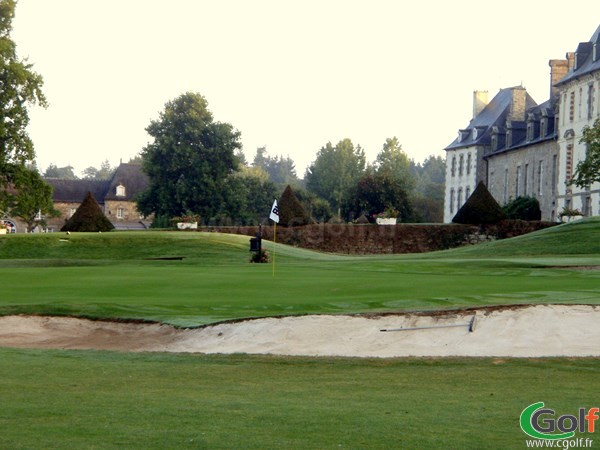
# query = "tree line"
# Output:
<box><xmin>2</xmin><ymin>0</ymin><xmax>600</xmax><ymax>232</ymax></box>
<box><xmin>137</xmin><ymin>92</ymin><xmax>446</xmax><ymax>226</ymax></box>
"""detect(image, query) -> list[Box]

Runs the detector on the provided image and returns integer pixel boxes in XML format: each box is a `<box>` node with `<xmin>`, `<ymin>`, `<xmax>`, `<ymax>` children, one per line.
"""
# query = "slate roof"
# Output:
<box><xmin>445</xmin><ymin>87</ymin><xmax>537</xmax><ymax>151</ymax></box>
<box><xmin>46</xmin><ymin>163</ymin><xmax>149</xmax><ymax>204</ymax></box>
<box><xmin>555</xmin><ymin>24</ymin><xmax>600</xmax><ymax>86</ymax></box>
<box><xmin>104</xmin><ymin>163</ymin><xmax>150</xmax><ymax>201</ymax></box>
<box><xmin>46</xmin><ymin>179</ymin><xmax>110</xmax><ymax>203</ymax></box>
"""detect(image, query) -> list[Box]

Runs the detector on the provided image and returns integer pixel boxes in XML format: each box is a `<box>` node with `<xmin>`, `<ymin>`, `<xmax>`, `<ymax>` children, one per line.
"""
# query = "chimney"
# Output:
<box><xmin>473</xmin><ymin>90</ymin><xmax>489</xmax><ymax>119</ymax></box>
<box><xmin>549</xmin><ymin>59</ymin><xmax>569</xmax><ymax>98</ymax></box>
<box><xmin>566</xmin><ymin>52</ymin><xmax>575</xmax><ymax>70</ymax></box>
<box><xmin>508</xmin><ymin>87</ymin><xmax>527</xmax><ymax>122</ymax></box>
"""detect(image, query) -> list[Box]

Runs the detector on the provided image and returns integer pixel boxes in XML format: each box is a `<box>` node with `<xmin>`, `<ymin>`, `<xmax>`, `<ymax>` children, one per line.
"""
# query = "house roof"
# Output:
<box><xmin>445</xmin><ymin>87</ymin><xmax>537</xmax><ymax>150</ymax></box>
<box><xmin>46</xmin><ymin>179</ymin><xmax>110</xmax><ymax>204</ymax></box>
<box><xmin>555</xmin><ymin>24</ymin><xmax>600</xmax><ymax>86</ymax></box>
<box><xmin>104</xmin><ymin>163</ymin><xmax>150</xmax><ymax>201</ymax></box>
<box><xmin>46</xmin><ymin>163</ymin><xmax>149</xmax><ymax>203</ymax></box>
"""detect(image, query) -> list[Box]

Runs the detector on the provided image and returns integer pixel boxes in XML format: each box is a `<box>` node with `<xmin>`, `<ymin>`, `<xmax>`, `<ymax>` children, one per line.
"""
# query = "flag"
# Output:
<box><xmin>269</xmin><ymin>200</ymin><xmax>279</xmax><ymax>223</ymax></box>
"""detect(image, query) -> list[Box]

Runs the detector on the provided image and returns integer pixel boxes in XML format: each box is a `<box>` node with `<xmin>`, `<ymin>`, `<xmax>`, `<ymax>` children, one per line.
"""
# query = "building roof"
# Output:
<box><xmin>46</xmin><ymin>179</ymin><xmax>110</xmax><ymax>203</ymax></box>
<box><xmin>104</xmin><ymin>163</ymin><xmax>150</xmax><ymax>201</ymax></box>
<box><xmin>46</xmin><ymin>163</ymin><xmax>149</xmax><ymax>204</ymax></box>
<box><xmin>555</xmin><ymin>24</ymin><xmax>600</xmax><ymax>86</ymax></box>
<box><xmin>445</xmin><ymin>87</ymin><xmax>537</xmax><ymax>151</ymax></box>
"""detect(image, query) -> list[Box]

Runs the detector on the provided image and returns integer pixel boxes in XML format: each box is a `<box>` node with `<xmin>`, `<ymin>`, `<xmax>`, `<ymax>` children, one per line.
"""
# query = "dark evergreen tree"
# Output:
<box><xmin>452</xmin><ymin>181</ymin><xmax>505</xmax><ymax>225</ymax></box>
<box><xmin>278</xmin><ymin>185</ymin><xmax>312</xmax><ymax>227</ymax></box>
<box><xmin>61</xmin><ymin>192</ymin><xmax>114</xmax><ymax>232</ymax></box>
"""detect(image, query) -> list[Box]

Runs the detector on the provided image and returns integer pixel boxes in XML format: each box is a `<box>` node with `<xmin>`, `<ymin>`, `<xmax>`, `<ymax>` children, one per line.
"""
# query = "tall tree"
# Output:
<box><xmin>0</xmin><ymin>0</ymin><xmax>47</xmax><ymax>203</ymax></box>
<box><xmin>305</xmin><ymin>138</ymin><xmax>365</xmax><ymax>219</ymax></box>
<box><xmin>43</xmin><ymin>163</ymin><xmax>78</xmax><ymax>179</ymax></box>
<box><xmin>10</xmin><ymin>167</ymin><xmax>58</xmax><ymax>232</ymax></box>
<box><xmin>410</xmin><ymin>155</ymin><xmax>445</xmax><ymax>222</ymax></box>
<box><xmin>351</xmin><ymin>170</ymin><xmax>414</xmax><ymax>222</ymax></box>
<box><xmin>221</xmin><ymin>166</ymin><xmax>278</xmax><ymax>225</ymax></box>
<box><xmin>137</xmin><ymin>92</ymin><xmax>241</xmax><ymax>219</ymax></box>
<box><xmin>571</xmin><ymin>118</ymin><xmax>600</xmax><ymax>188</ymax></box>
<box><xmin>252</xmin><ymin>147</ymin><xmax>299</xmax><ymax>186</ymax></box>
<box><xmin>82</xmin><ymin>159</ymin><xmax>115</xmax><ymax>180</ymax></box>
<box><xmin>374</xmin><ymin>137</ymin><xmax>415</xmax><ymax>191</ymax></box>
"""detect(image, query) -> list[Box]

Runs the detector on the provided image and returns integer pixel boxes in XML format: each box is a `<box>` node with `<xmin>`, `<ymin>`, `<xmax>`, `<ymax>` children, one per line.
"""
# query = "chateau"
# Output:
<box><xmin>444</xmin><ymin>25</ymin><xmax>600</xmax><ymax>223</ymax></box>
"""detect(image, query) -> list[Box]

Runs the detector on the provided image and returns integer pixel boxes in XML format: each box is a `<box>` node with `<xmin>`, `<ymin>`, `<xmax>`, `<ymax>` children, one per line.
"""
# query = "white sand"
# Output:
<box><xmin>1</xmin><ymin>305</ymin><xmax>600</xmax><ymax>357</ymax></box>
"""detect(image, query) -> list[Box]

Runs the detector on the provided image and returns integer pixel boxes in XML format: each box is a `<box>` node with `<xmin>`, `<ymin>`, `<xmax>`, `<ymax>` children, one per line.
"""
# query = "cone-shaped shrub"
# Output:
<box><xmin>278</xmin><ymin>185</ymin><xmax>312</xmax><ymax>227</ymax></box>
<box><xmin>452</xmin><ymin>181</ymin><xmax>505</xmax><ymax>225</ymax></box>
<box><xmin>61</xmin><ymin>191</ymin><xmax>115</xmax><ymax>232</ymax></box>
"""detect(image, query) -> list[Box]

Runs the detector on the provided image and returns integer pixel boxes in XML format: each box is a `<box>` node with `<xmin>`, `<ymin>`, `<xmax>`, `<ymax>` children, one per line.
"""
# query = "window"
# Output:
<box><xmin>569</xmin><ymin>91</ymin><xmax>575</xmax><ymax>122</ymax></box>
<box><xmin>457</xmin><ymin>188</ymin><xmax>463</xmax><ymax>211</ymax></box>
<box><xmin>449</xmin><ymin>189</ymin><xmax>455</xmax><ymax>214</ymax></box>
<box><xmin>524</xmin><ymin>164</ymin><xmax>529</xmax><ymax>196</ymax></box>
<box><xmin>466</xmin><ymin>153</ymin><xmax>471</xmax><ymax>175</ymax></box>
<box><xmin>579</xmin><ymin>88</ymin><xmax>583</xmax><ymax>120</ymax></box>
<box><xmin>117</xmin><ymin>208</ymin><xmax>124</xmax><ymax>219</ymax></box>
<box><xmin>566</xmin><ymin>144</ymin><xmax>574</xmax><ymax>182</ymax></box>
<box><xmin>459</xmin><ymin>155</ymin><xmax>464</xmax><ymax>176</ymax></box>
<box><xmin>516</xmin><ymin>166</ymin><xmax>521</xmax><ymax>197</ymax></box>
<box><xmin>465</xmin><ymin>186</ymin><xmax>470</xmax><ymax>201</ymax></box>
<box><xmin>588</xmin><ymin>83</ymin><xmax>595</xmax><ymax>120</ymax></box>
<box><xmin>472</xmin><ymin>128</ymin><xmax>478</xmax><ymax>140</ymax></box>
<box><xmin>526</xmin><ymin>123</ymin><xmax>534</xmax><ymax>141</ymax></box>
<box><xmin>540</xmin><ymin>118</ymin><xmax>547</xmax><ymax>138</ymax></box>
<box><xmin>116</xmin><ymin>184</ymin><xmax>126</xmax><ymax>197</ymax></box>
<box><xmin>552</xmin><ymin>155</ymin><xmax>557</xmax><ymax>195</ymax></box>
<box><xmin>491</xmin><ymin>134</ymin><xmax>498</xmax><ymax>151</ymax></box>
<box><xmin>537</xmin><ymin>160</ymin><xmax>543</xmax><ymax>196</ymax></box>
<box><xmin>503</xmin><ymin>169</ymin><xmax>508</xmax><ymax>204</ymax></box>
<box><xmin>451</xmin><ymin>156</ymin><xmax>456</xmax><ymax>177</ymax></box>
<box><xmin>584</xmin><ymin>197</ymin><xmax>592</xmax><ymax>216</ymax></box>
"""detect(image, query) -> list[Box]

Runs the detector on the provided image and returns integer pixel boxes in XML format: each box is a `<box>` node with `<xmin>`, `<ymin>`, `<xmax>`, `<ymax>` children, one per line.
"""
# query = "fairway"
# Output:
<box><xmin>0</xmin><ymin>219</ymin><xmax>599</xmax><ymax>326</ymax></box>
<box><xmin>0</xmin><ymin>219</ymin><xmax>599</xmax><ymax>448</ymax></box>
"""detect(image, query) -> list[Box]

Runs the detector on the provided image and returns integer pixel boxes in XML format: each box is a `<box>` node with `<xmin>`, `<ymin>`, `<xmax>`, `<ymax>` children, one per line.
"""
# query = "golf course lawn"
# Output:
<box><xmin>0</xmin><ymin>218</ymin><xmax>599</xmax><ymax>448</ymax></box>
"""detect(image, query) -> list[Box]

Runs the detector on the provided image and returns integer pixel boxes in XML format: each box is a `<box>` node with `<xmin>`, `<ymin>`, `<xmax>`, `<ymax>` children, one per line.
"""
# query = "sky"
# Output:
<box><xmin>10</xmin><ymin>0</ymin><xmax>600</xmax><ymax>178</ymax></box>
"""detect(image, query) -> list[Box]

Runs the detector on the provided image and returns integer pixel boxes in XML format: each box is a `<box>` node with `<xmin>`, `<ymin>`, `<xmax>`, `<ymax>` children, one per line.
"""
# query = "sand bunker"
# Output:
<box><xmin>1</xmin><ymin>304</ymin><xmax>600</xmax><ymax>357</ymax></box>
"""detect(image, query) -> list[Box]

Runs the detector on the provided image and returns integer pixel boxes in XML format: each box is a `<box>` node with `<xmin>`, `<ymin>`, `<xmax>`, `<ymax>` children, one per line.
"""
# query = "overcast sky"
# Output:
<box><xmin>11</xmin><ymin>0</ymin><xmax>600</xmax><ymax>177</ymax></box>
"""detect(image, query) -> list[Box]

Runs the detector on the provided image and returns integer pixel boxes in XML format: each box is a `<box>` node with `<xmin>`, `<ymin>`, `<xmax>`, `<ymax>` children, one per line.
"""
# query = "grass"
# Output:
<box><xmin>0</xmin><ymin>220</ymin><xmax>598</xmax><ymax>326</ymax></box>
<box><xmin>1</xmin><ymin>348</ymin><xmax>600</xmax><ymax>449</ymax></box>
<box><xmin>0</xmin><ymin>219</ymin><xmax>599</xmax><ymax>448</ymax></box>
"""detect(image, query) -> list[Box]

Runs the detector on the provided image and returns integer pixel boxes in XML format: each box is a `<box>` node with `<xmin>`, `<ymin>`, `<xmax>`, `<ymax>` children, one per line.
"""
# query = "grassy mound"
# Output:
<box><xmin>442</xmin><ymin>216</ymin><xmax>600</xmax><ymax>257</ymax></box>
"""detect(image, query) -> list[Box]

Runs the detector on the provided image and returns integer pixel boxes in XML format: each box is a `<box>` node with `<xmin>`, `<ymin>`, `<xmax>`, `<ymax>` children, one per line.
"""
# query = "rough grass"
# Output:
<box><xmin>1</xmin><ymin>349</ymin><xmax>599</xmax><ymax>449</ymax></box>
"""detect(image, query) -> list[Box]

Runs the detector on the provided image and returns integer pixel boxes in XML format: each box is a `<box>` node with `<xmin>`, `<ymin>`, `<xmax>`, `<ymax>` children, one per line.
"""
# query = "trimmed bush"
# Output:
<box><xmin>61</xmin><ymin>192</ymin><xmax>115</xmax><ymax>232</ymax></box>
<box><xmin>502</xmin><ymin>196</ymin><xmax>541</xmax><ymax>221</ymax></box>
<box><xmin>452</xmin><ymin>181</ymin><xmax>505</xmax><ymax>225</ymax></box>
<box><xmin>278</xmin><ymin>185</ymin><xmax>312</xmax><ymax>227</ymax></box>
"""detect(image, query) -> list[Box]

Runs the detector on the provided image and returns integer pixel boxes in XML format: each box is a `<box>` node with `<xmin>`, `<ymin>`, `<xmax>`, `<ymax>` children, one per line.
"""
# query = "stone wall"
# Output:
<box><xmin>204</xmin><ymin>221</ymin><xmax>555</xmax><ymax>255</ymax></box>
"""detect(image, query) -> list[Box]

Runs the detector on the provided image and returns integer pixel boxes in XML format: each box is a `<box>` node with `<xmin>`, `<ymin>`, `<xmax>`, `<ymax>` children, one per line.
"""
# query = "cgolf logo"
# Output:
<box><xmin>520</xmin><ymin>402</ymin><xmax>599</xmax><ymax>440</ymax></box>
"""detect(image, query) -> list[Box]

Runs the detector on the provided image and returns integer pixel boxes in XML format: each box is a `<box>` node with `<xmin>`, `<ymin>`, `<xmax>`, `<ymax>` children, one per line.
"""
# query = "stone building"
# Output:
<box><xmin>554</xmin><ymin>26</ymin><xmax>600</xmax><ymax>217</ymax></box>
<box><xmin>444</xmin><ymin>24</ymin><xmax>600</xmax><ymax>223</ymax></box>
<box><xmin>44</xmin><ymin>163</ymin><xmax>151</xmax><ymax>231</ymax></box>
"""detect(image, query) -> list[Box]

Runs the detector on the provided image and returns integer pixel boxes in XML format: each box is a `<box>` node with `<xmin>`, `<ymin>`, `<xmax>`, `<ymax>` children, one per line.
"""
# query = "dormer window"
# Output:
<box><xmin>457</xmin><ymin>132</ymin><xmax>463</xmax><ymax>143</ymax></box>
<box><xmin>472</xmin><ymin>128</ymin><xmax>478</xmax><ymax>140</ymax></box>
<box><xmin>116</xmin><ymin>184</ymin><xmax>126</xmax><ymax>197</ymax></box>
<box><xmin>526</xmin><ymin>123</ymin><xmax>534</xmax><ymax>141</ymax></box>
<box><xmin>540</xmin><ymin>117</ymin><xmax>547</xmax><ymax>138</ymax></box>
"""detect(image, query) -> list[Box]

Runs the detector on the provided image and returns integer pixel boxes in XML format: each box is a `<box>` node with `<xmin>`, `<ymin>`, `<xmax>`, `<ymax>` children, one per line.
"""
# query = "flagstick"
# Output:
<box><xmin>272</xmin><ymin>222</ymin><xmax>276</xmax><ymax>277</ymax></box>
